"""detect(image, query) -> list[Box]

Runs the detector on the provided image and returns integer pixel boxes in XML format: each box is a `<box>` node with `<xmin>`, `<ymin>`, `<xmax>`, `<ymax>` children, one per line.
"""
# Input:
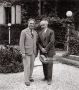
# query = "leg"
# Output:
<box><xmin>47</xmin><ymin>63</ymin><xmax>53</xmax><ymax>81</ymax></box>
<box><xmin>42</xmin><ymin>63</ymin><xmax>48</xmax><ymax>80</ymax></box>
<box><xmin>47</xmin><ymin>62</ymin><xmax>53</xmax><ymax>85</ymax></box>
<box><xmin>23</xmin><ymin>55</ymin><xmax>30</xmax><ymax>83</ymax></box>
<box><xmin>30</xmin><ymin>53</ymin><xmax>35</xmax><ymax>79</ymax></box>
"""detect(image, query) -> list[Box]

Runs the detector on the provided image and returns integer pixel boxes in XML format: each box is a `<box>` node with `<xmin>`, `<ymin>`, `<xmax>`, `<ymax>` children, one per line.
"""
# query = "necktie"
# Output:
<box><xmin>31</xmin><ymin>30</ymin><xmax>33</xmax><ymax>38</ymax></box>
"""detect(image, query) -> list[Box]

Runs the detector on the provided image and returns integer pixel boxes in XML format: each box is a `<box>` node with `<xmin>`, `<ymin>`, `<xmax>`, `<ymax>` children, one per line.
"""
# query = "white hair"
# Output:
<box><xmin>40</xmin><ymin>20</ymin><xmax>48</xmax><ymax>25</ymax></box>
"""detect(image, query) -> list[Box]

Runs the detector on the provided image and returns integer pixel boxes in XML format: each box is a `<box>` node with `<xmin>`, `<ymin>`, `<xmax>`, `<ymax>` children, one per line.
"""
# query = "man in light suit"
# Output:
<box><xmin>38</xmin><ymin>19</ymin><xmax>55</xmax><ymax>85</ymax></box>
<box><xmin>19</xmin><ymin>18</ymin><xmax>38</xmax><ymax>86</ymax></box>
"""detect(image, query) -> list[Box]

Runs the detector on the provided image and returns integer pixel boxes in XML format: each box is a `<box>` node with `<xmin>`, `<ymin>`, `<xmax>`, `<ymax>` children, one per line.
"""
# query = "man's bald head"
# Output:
<box><xmin>40</xmin><ymin>20</ymin><xmax>48</xmax><ymax>26</ymax></box>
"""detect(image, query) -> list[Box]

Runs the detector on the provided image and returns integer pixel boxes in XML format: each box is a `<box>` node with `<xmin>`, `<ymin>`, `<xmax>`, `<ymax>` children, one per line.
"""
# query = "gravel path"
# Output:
<box><xmin>0</xmin><ymin>63</ymin><xmax>79</xmax><ymax>90</ymax></box>
<box><xmin>0</xmin><ymin>51</ymin><xmax>79</xmax><ymax>90</ymax></box>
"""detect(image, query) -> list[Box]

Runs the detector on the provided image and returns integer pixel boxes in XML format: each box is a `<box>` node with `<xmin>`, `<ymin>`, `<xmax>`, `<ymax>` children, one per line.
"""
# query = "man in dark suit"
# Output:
<box><xmin>38</xmin><ymin>19</ymin><xmax>55</xmax><ymax>85</ymax></box>
<box><xmin>19</xmin><ymin>18</ymin><xmax>38</xmax><ymax>86</ymax></box>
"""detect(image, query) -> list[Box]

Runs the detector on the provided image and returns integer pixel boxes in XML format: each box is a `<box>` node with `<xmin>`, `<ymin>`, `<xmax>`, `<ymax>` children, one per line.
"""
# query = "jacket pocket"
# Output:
<box><xmin>25</xmin><ymin>47</ymin><xmax>33</xmax><ymax>55</ymax></box>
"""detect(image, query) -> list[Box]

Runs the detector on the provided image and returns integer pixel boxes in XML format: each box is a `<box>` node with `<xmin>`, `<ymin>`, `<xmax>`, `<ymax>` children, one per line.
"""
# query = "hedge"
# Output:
<box><xmin>0</xmin><ymin>45</ymin><xmax>23</xmax><ymax>73</ymax></box>
<box><xmin>69</xmin><ymin>37</ymin><xmax>79</xmax><ymax>55</ymax></box>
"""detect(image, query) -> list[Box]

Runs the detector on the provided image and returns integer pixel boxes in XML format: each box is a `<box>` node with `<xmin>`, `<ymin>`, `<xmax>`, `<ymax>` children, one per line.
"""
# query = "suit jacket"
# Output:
<box><xmin>38</xmin><ymin>28</ymin><xmax>55</xmax><ymax>57</ymax></box>
<box><xmin>19</xmin><ymin>27</ymin><xmax>38</xmax><ymax>56</ymax></box>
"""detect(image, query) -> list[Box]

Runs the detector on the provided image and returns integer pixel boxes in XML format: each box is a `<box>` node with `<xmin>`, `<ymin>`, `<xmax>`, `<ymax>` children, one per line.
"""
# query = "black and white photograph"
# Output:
<box><xmin>0</xmin><ymin>0</ymin><xmax>79</xmax><ymax>90</ymax></box>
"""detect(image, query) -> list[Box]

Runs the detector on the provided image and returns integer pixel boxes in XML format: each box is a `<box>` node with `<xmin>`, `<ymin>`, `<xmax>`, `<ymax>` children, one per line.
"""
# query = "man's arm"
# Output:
<box><xmin>19</xmin><ymin>30</ymin><xmax>26</xmax><ymax>55</ymax></box>
<box><xmin>45</xmin><ymin>30</ymin><xmax>55</xmax><ymax>51</ymax></box>
<box><xmin>37</xmin><ymin>34</ymin><xmax>47</xmax><ymax>53</ymax></box>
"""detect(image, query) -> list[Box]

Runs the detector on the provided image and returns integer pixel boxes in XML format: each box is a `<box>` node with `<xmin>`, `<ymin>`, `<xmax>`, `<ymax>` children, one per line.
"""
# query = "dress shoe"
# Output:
<box><xmin>29</xmin><ymin>78</ymin><xmax>34</xmax><ymax>82</ymax></box>
<box><xmin>47</xmin><ymin>80</ymin><xmax>52</xmax><ymax>85</ymax></box>
<box><xmin>25</xmin><ymin>82</ymin><xmax>30</xmax><ymax>86</ymax></box>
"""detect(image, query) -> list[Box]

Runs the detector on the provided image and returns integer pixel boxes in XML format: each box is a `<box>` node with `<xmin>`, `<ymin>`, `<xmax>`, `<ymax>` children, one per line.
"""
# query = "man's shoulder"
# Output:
<box><xmin>21</xmin><ymin>28</ymin><xmax>28</xmax><ymax>33</ymax></box>
<box><xmin>33</xmin><ymin>30</ymin><xmax>38</xmax><ymax>37</ymax></box>
<box><xmin>22</xmin><ymin>28</ymin><xmax>28</xmax><ymax>32</ymax></box>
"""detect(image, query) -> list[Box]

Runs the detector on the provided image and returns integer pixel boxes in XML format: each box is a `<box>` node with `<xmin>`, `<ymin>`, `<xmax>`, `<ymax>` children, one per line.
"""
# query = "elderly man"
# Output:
<box><xmin>38</xmin><ymin>19</ymin><xmax>55</xmax><ymax>85</ymax></box>
<box><xmin>19</xmin><ymin>18</ymin><xmax>38</xmax><ymax>86</ymax></box>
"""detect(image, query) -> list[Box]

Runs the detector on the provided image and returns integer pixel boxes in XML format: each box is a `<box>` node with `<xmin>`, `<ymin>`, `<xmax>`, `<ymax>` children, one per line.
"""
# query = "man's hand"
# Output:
<box><xmin>41</xmin><ymin>48</ymin><xmax>47</xmax><ymax>53</ymax></box>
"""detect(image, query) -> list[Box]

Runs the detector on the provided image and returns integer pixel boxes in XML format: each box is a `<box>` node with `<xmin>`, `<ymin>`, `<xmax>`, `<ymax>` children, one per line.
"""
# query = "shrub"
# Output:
<box><xmin>69</xmin><ymin>38</ymin><xmax>79</xmax><ymax>55</ymax></box>
<box><xmin>0</xmin><ymin>45</ymin><xmax>23</xmax><ymax>73</ymax></box>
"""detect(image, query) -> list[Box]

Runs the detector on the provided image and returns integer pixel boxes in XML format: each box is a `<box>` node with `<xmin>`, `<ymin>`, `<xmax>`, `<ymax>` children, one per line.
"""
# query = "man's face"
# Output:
<box><xmin>40</xmin><ymin>21</ymin><xmax>48</xmax><ymax>29</ymax></box>
<box><xmin>28</xmin><ymin>20</ymin><xmax>35</xmax><ymax>29</ymax></box>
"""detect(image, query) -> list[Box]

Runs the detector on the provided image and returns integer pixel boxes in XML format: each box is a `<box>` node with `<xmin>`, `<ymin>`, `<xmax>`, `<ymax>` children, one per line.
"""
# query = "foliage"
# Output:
<box><xmin>0</xmin><ymin>45</ymin><xmax>23</xmax><ymax>73</ymax></box>
<box><xmin>69</xmin><ymin>38</ymin><xmax>79</xmax><ymax>55</ymax></box>
<box><xmin>21</xmin><ymin>1</ymin><xmax>38</xmax><ymax>25</ymax></box>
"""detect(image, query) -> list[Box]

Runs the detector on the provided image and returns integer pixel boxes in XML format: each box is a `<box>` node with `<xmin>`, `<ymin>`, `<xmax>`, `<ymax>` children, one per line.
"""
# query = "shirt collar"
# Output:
<box><xmin>28</xmin><ymin>27</ymin><xmax>33</xmax><ymax>32</ymax></box>
<box><xmin>43</xmin><ymin>28</ymin><xmax>47</xmax><ymax>33</ymax></box>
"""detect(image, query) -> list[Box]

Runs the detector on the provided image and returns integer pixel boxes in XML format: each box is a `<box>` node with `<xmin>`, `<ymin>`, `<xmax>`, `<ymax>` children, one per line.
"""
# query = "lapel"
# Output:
<box><xmin>39</xmin><ymin>28</ymin><xmax>49</xmax><ymax>43</ymax></box>
<box><xmin>44</xmin><ymin>28</ymin><xmax>49</xmax><ymax>39</ymax></box>
<box><xmin>26</xmin><ymin>28</ymin><xmax>34</xmax><ymax>39</ymax></box>
<box><xmin>39</xmin><ymin>30</ymin><xmax>44</xmax><ymax>41</ymax></box>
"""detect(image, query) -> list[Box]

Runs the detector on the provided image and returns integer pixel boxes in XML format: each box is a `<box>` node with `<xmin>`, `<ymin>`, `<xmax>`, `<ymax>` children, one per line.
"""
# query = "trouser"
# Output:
<box><xmin>42</xmin><ymin>62</ymin><xmax>53</xmax><ymax>81</ymax></box>
<box><xmin>23</xmin><ymin>53</ymin><xmax>35</xmax><ymax>82</ymax></box>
